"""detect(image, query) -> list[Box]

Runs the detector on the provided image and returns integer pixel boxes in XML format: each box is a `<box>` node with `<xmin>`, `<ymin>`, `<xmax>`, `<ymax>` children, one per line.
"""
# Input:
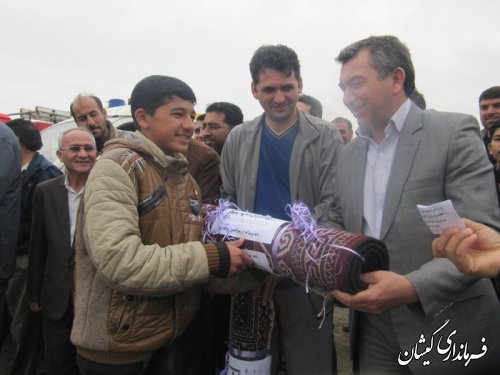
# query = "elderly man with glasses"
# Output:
<box><xmin>27</xmin><ymin>127</ymin><xmax>97</xmax><ymax>375</ymax></box>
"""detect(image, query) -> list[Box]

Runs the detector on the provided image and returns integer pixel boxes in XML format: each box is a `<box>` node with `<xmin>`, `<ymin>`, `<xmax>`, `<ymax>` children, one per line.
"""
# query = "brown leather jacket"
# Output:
<box><xmin>186</xmin><ymin>138</ymin><xmax>221</xmax><ymax>205</ymax></box>
<box><xmin>72</xmin><ymin>132</ymin><xmax>229</xmax><ymax>366</ymax></box>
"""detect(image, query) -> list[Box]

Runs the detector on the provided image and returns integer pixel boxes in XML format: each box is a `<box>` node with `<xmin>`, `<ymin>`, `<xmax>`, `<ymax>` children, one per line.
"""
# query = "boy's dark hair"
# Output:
<box><xmin>480</xmin><ymin>86</ymin><xmax>500</xmax><ymax>102</ymax></box>
<box><xmin>488</xmin><ymin>120</ymin><xmax>500</xmax><ymax>140</ymax></box>
<box><xmin>117</xmin><ymin>121</ymin><xmax>137</xmax><ymax>132</ymax></box>
<box><xmin>6</xmin><ymin>118</ymin><xmax>42</xmax><ymax>151</ymax></box>
<box><xmin>249</xmin><ymin>45</ymin><xmax>301</xmax><ymax>84</ymax></box>
<box><xmin>205</xmin><ymin>102</ymin><xmax>243</xmax><ymax>127</ymax></box>
<box><xmin>130</xmin><ymin>75</ymin><xmax>197</xmax><ymax>124</ymax></box>
<box><xmin>337</xmin><ymin>35</ymin><xmax>415</xmax><ymax>97</ymax></box>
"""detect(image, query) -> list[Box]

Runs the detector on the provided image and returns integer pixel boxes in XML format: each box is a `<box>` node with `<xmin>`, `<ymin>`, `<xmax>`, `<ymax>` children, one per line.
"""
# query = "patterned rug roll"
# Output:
<box><xmin>272</xmin><ymin>225</ymin><xmax>389</xmax><ymax>295</ymax></box>
<box><xmin>204</xmin><ymin>200</ymin><xmax>389</xmax><ymax>295</ymax></box>
<box><xmin>223</xmin><ymin>289</ymin><xmax>274</xmax><ymax>374</ymax></box>
<box><xmin>205</xmin><ymin>201</ymin><xmax>389</xmax><ymax>374</ymax></box>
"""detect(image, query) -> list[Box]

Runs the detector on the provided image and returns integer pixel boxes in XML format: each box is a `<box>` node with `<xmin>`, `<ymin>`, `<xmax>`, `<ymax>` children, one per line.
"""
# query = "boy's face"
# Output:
<box><xmin>489</xmin><ymin>127</ymin><xmax>500</xmax><ymax>164</ymax></box>
<box><xmin>136</xmin><ymin>96</ymin><xmax>195</xmax><ymax>154</ymax></box>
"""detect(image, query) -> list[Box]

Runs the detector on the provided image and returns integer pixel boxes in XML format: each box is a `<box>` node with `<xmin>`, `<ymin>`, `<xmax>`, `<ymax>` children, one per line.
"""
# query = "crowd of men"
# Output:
<box><xmin>0</xmin><ymin>35</ymin><xmax>499</xmax><ymax>375</ymax></box>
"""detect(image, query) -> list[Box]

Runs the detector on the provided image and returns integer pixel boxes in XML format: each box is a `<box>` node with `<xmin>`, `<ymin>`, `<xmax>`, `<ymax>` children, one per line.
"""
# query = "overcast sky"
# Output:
<box><xmin>1</xmin><ymin>0</ymin><xmax>498</xmax><ymax>130</ymax></box>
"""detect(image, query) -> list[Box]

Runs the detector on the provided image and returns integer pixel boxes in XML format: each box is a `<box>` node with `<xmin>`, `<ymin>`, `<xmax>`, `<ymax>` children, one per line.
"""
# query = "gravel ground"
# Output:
<box><xmin>334</xmin><ymin>306</ymin><xmax>353</xmax><ymax>375</ymax></box>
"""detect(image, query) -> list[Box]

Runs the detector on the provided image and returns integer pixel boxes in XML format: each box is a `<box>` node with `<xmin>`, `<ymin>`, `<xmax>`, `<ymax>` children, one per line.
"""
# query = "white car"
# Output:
<box><xmin>40</xmin><ymin>105</ymin><xmax>133</xmax><ymax>166</ymax></box>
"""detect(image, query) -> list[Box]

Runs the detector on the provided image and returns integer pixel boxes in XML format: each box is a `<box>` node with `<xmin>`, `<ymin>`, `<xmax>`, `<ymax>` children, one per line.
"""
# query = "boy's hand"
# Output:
<box><xmin>225</xmin><ymin>237</ymin><xmax>255</xmax><ymax>277</ymax></box>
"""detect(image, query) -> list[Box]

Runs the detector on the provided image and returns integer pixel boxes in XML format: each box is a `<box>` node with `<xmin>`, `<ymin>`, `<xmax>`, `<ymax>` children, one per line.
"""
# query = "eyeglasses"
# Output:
<box><xmin>59</xmin><ymin>144</ymin><xmax>96</xmax><ymax>153</ymax></box>
<box><xmin>200</xmin><ymin>123</ymin><xmax>227</xmax><ymax>131</ymax></box>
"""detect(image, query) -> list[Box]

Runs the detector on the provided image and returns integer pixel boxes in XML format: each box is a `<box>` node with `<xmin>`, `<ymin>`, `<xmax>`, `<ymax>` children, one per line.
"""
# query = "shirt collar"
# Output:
<box><xmin>64</xmin><ymin>174</ymin><xmax>85</xmax><ymax>194</ymax></box>
<box><xmin>356</xmin><ymin>98</ymin><xmax>412</xmax><ymax>140</ymax></box>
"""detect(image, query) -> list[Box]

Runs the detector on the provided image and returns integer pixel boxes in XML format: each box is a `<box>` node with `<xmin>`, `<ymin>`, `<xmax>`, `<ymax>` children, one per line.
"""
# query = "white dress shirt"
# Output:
<box><xmin>64</xmin><ymin>175</ymin><xmax>85</xmax><ymax>246</ymax></box>
<box><xmin>357</xmin><ymin>99</ymin><xmax>412</xmax><ymax>239</ymax></box>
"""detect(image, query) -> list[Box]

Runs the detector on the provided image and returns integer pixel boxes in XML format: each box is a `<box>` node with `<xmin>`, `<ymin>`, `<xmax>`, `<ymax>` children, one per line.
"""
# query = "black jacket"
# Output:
<box><xmin>16</xmin><ymin>152</ymin><xmax>62</xmax><ymax>254</ymax></box>
<box><xmin>0</xmin><ymin>125</ymin><xmax>22</xmax><ymax>292</ymax></box>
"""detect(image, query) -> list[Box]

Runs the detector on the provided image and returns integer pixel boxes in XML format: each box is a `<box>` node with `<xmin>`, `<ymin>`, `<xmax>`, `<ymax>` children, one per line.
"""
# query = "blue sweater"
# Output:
<box><xmin>254</xmin><ymin>124</ymin><xmax>299</xmax><ymax>220</ymax></box>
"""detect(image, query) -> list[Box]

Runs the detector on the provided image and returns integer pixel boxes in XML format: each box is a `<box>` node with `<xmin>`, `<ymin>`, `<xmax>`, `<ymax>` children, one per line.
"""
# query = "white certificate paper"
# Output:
<box><xmin>209</xmin><ymin>209</ymin><xmax>288</xmax><ymax>244</ymax></box>
<box><xmin>417</xmin><ymin>200</ymin><xmax>466</xmax><ymax>235</ymax></box>
<box><xmin>243</xmin><ymin>249</ymin><xmax>275</xmax><ymax>274</ymax></box>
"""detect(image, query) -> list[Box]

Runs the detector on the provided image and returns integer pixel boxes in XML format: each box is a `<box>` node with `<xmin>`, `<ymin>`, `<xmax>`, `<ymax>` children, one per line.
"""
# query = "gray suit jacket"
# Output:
<box><xmin>334</xmin><ymin>104</ymin><xmax>500</xmax><ymax>373</ymax></box>
<box><xmin>27</xmin><ymin>175</ymin><xmax>73</xmax><ymax>322</ymax></box>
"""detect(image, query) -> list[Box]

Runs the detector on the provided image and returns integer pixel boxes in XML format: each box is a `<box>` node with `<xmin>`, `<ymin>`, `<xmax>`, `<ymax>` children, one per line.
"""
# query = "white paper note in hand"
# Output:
<box><xmin>243</xmin><ymin>249</ymin><xmax>275</xmax><ymax>274</ymax></box>
<box><xmin>417</xmin><ymin>200</ymin><xmax>466</xmax><ymax>235</ymax></box>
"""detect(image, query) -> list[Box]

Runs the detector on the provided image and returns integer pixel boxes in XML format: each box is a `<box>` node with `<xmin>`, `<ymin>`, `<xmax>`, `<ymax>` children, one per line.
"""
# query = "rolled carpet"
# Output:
<box><xmin>205</xmin><ymin>201</ymin><xmax>389</xmax><ymax>374</ymax></box>
<box><xmin>204</xmin><ymin>200</ymin><xmax>389</xmax><ymax>295</ymax></box>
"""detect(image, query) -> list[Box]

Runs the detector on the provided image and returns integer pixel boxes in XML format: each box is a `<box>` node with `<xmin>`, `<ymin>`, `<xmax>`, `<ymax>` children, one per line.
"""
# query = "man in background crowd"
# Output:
<box><xmin>28</xmin><ymin>128</ymin><xmax>97</xmax><ymax>375</ymax></box>
<box><xmin>0</xmin><ymin>123</ymin><xmax>22</xmax><ymax>349</ymax></box>
<box><xmin>5</xmin><ymin>119</ymin><xmax>62</xmax><ymax>375</ymax></box>
<box><xmin>201</xmin><ymin>102</ymin><xmax>243</xmax><ymax>155</ymax></box>
<box><xmin>70</xmin><ymin>94</ymin><xmax>127</xmax><ymax>153</ymax></box>
<box><xmin>296</xmin><ymin>93</ymin><xmax>323</xmax><ymax>118</ymax></box>
<box><xmin>193</xmin><ymin>113</ymin><xmax>205</xmax><ymax>141</ymax></box>
<box><xmin>479</xmin><ymin>86</ymin><xmax>500</xmax><ymax>157</ymax></box>
<box><xmin>332</xmin><ymin>117</ymin><xmax>353</xmax><ymax>144</ymax></box>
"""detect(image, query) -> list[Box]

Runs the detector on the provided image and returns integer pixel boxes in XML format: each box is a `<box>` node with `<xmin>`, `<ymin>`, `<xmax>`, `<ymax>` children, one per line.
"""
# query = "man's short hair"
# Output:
<box><xmin>205</xmin><ymin>102</ymin><xmax>243</xmax><ymax>127</ymax></box>
<box><xmin>70</xmin><ymin>94</ymin><xmax>105</xmax><ymax>121</ymax></box>
<box><xmin>332</xmin><ymin>117</ymin><xmax>353</xmax><ymax>131</ymax></box>
<box><xmin>130</xmin><ymin>75</ymin><xmax>197</xmax><ymax>124</ymax></box>
<box><xmin>488</xmin><ymin>120</ymin><xmax>500</xmax><ymax>139</ymax></box>
<box><xmin>249</xmin><ymin>44</ymin><xmax>301</xmax><ymax>84</ymax></box>
<box><xmin>298</xmin><ymin>94</ymin><xmax>323</xmax><ymax>118</ymax></box>
<box><xmin>336</xmin><ymin>35</ymin><xmax>415</xmax><ymax>98</ymax></box>
<box><xmin>479</xmin><ymin>86</ymin><xmax>500</xmax><ymax>102</ymax></box>
<box><xmin>6</xmin><ymin>118</ymin><xmax>42</xmax><ymax>151</ymax></box>
<box><xmin>58</xmin><ymin>127</ymin><xmax>96</xmax><ymax>149</ymax></box>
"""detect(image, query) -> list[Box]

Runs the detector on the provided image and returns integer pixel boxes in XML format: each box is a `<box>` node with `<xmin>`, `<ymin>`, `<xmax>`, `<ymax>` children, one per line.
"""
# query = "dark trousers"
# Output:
<box><xmin>271</xmin><ymin>285</ymin><xmax>337</xmax><ymax>375</ymax></box>
<box><xmin>6</xmin><ymin>254</ymin><xmax>42</xmax><ymax>375</ymax></box>
<box><xmin>0</xmin><ymin>293</ymin><xmax>8</xmax><ymax>349</ymax></box>
<box><xmin>211</xmin><ymin>294</ymin><xmax>231</xmax><ymax>373</ymax></box>
<box><xmin>178</xmin><ymin>305</ymin><xmax>213</xmax><ymax>375</ymax></box>
<box><xmin>43</xmin><ymin>299</ymin><xmax>78</xmax><ymax>375</ymax></box>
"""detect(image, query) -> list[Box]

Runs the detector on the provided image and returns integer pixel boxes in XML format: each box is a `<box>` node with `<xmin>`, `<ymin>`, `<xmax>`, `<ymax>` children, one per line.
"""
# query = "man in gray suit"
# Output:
<box><xmin>27</xmin><ymin>128</ymin><xmax>97</xmax><ymax>375</ymax></box>
<box><xmin>329</xmin><ymin>35</ymin><xmax>500</xmax><ymax>374</ymax></box>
